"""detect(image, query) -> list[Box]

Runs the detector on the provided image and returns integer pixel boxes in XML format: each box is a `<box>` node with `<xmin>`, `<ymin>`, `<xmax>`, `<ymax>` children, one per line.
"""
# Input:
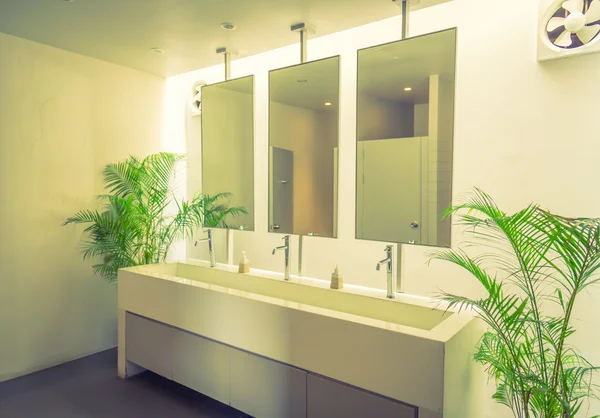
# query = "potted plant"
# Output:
<box><xmin>432</xmin><ymin>188</ymin><xmax>599</xmax><ymax>417</ymax></box>
<box><xmin>64</xmin><ymin>152</ymin><xmax>246</xmax><ymax>283</ymax></box>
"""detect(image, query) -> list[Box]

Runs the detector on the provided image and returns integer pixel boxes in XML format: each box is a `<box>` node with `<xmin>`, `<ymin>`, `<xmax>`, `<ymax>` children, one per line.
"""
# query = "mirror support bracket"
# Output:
<box><xmin>291</xmin><ymin>23</ymin><xmax>316</xmax><ymax>63</ymax></box>
<box><xmin>392</xmin><ymin>0</ymin><xmax>413</xmax><ymax>39</ymax></box>
<box><xmin>396</xmin><ymin>243</ymin><xmax>404</xmax><ymax>293</ymax></box>
<box><xmin>226</xmin><ymin>229</ymin><xmax>234</xmax><ymax>265</ymax></box>
<box><xmin>298</xmin><ymin>235</ymin><xmax>304</xmax><ymax>277</ymax></box>
<box><xmin>216</xmin><ymin>47</ymin><xmax>237</xmax><ymax>81</ymax></box>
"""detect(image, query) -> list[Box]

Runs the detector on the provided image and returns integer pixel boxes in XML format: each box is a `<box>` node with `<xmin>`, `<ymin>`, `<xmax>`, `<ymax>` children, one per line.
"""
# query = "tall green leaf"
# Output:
<box><xmin>64</xmin><ymin>152</ymin><xmax>246</xmax><ymax>283</ymax></box>
<box><xmin>432</xmin><ymin>188</ymin><xmax>599</xmax><ymax>417</ymax></box>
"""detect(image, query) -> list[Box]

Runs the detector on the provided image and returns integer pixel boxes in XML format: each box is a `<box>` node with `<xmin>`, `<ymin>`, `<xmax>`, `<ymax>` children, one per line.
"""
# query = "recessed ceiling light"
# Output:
<box><xmin>324</xmin><ymin>102</ymin><xmax>332</xmax><ymax>106</ymax></box>
<box><xmin>150</xmin><ymin>48</ymin><xmax>164</xmax><ymax>54</ymax></box>
<box><xmin>297</xmin><ymin>79</ymin><xmax>308</xmax><ymax>83</ymax></box>
<box><xmin>404</xmin><ymin>87</ymin><xmax>412</xmax><ymax>91</ymax></box>
<box><xmin>221</xmin><ymin>22</ymin><xmax>236</xmax><ymax>30</ymax></box>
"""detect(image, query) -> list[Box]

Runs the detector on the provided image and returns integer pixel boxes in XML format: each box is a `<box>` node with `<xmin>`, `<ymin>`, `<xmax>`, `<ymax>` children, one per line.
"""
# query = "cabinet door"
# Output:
<box><xmin>230</xmin><ymin>348</ymin><xmax>307</xmax><ymax>418</ymax></box>
<box><xmin>171</xmin><ymin>330</ymin><xmax>230</xmax><ymax>405</ymax></box>
<box><xmin>126</xmin><ymin>313</ymin><xmax>174</xmax><ymax>379</ymax></box>
<box><xmin>307</xmin><ymin>374</ymin><xmax>416</xmax><ymax>418</ymax></box>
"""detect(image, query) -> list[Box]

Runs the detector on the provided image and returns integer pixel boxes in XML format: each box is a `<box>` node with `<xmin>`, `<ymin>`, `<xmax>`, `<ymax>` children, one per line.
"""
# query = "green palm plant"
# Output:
<box><xmin>64</xmin><ymin>152</ymin><xmax>247</xmax><ymax>283</ymax></box>
<box><xmin>431</xmin><ymin>188</ymin><xmax>600</xmax><ymax>418</ymax></box>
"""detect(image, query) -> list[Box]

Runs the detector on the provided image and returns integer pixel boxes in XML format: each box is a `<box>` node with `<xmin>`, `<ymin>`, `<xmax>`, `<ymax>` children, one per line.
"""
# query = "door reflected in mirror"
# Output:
<box><xmin>356</xmin><ymin>29</ymin><xmax>457</xmax><ymax>247</ymax></box>
<box><xmin>201</xmin><ymin>76</ymin><xmax>255</xmax><ymax>231</ymax></box>
<box><xmin>269</xmin><ymin>57</ymin><xmax>340</xmax><ymax>238</ymax></box>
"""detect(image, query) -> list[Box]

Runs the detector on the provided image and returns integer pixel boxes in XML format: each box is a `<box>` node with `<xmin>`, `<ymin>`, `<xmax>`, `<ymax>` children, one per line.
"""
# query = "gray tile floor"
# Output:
<box><xmin>0</xmin><ymin>348</ymin><xmax>249</xmax><ymax>418</ymax></box>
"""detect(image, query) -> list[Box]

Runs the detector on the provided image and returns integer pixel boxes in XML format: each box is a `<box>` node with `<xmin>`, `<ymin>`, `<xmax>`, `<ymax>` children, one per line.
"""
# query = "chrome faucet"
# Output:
<box><xmin>272</xmin><ymin>235</ymin><xmax>291</xmax><ymax>281</ymax></box>
<box><xmin>195</xmin><ymin>229</ymin><xmax>216</xmax><ymax>268</ymax></box>
<box><xmin>376</xmin><ymin>245</ymin><xmax>395</xmax><ymax>299</ymax></box>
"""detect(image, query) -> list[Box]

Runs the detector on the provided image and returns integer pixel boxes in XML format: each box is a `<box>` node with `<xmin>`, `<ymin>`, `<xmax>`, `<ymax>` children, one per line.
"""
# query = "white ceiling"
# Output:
<box><xmin>0</xmin><ymin>0</ymin><xmax>450</xmax><ymax>77</ymax></box>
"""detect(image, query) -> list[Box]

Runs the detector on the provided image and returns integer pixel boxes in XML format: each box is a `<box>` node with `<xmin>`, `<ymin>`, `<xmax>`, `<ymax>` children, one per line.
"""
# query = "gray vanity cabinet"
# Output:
<box><xmin>126</xmin><ymin>313</ymin><xmax>175</xmax><ymax>380</ymax></box>
<box><xmin>229</xmin><ymin>348</ymin><xmax>307</xmax><ymax>418</ymax></box>
<box><xmin>171</xmin><ymin>329</ymin><xmax>230</xmax><ymax>405</ymax></box>
<box><xmin>125</xmin><ymin>314</ymin><xmax>419</xmax><ymax>418</ymax></box>
<box><xmin>126</xmin><ymin>313</ymin><xmax>230</xmax><ymax>405</ymax></box>
<box><xmin>306</xmin><ymin>374</ymin><xmax>417</xmax><ymax>418</ymax></box>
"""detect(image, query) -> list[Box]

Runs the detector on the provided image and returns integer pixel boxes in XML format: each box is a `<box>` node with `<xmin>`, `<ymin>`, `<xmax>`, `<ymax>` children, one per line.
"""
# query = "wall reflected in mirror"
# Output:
<box><xmin>356</xmin><ymin>29</ymin><xmax>456</xmax><ymax>247</ymax></box>
<box><xmin>201</xmin><ymin>75</ymin><xmax>255</xmax><ymax>231</ymax></box>
<box><xmin>269</xmin><ymin>57</ymin><xmax>340</xmax><ymax>238</ymax></box>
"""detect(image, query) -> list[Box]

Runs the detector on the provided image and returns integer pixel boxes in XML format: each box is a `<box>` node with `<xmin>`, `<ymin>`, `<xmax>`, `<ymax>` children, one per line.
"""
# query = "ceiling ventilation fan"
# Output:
<box><xmin>538</xmin><ymin>0</ymin><xmax>600</xmax><ymax>60</ymax></box>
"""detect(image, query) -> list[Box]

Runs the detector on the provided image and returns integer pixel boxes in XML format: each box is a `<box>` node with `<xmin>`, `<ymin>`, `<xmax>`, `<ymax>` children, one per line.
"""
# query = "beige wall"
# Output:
<box><xmin>414</xmin><ymin>104</ymin><xmax>429</xmax><ymax>138</ymax></box>
<box><xmin>0</xmin><ymin>32</ymin><xmax>165</xmax><ymax>381</ymax></box>
<box><xmin>357</xmin><ymin>94</ymin><xmax>414</xmax><ymax>141</ymax></box>
<box><xmin>270</xmin><ymin>102</ymin><xmax>337</xmax><ymax>237</ymax></box>
<box><xmin>312</xmin><ymin>110</ymin><xmax>338</xmax><ymax>237</ymax></box>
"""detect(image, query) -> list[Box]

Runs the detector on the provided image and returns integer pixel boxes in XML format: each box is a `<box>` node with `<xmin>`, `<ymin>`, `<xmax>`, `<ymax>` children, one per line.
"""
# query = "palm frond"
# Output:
<box><xmin>64</xmin><ymin>152</ymin><xmax>246</xmax><ymax>283</ymax></box>
<box><xmin>102</xmin><ymin>155</ymin><xmax>143</xmax><ymax>199</ymax></box>
<box><xmin>189</xmin><ymin>192</ymin><xmax>248</xmax><ymax>228</ymax></box>
<box><xmin>432</xmin><ymin>188</ymin><xmax>600</xmax><ymax>417</ymax></box>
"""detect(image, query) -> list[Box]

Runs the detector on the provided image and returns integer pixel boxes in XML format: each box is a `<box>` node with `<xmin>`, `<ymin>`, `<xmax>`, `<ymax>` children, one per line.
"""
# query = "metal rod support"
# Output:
<box><xmin>216</xmin><ymin>47</ymin><xmax>236</xmax><ymax>81</ymax></box>
<box><xmin>401</xmin><ymin>0</ymin><xmax>410</xmax><ymax>39</ymax></box>
<box><xmin>298</xmin><ymin>235</ymin><xmax>304</xmax><ymax>277</ymax></box>
<box><xmin>291</xmin><ymin>23</ymin><xmax>315</xmax><ymax>64</ymax></box>
<box><xmin>300</xmin><ymin>30</ymin><xmax>307</xmax><ymax>63</ymax></box>
<box><xmin>226</xmin><ymin>229</ymin><xmax>234</xmax><ymax>265</ymax></box>
<box><xmin>224</xmin><ymin>52</ymin><xmax>231</xmax><ymax>81</ymax></box>
<box><xmin>393</xmin><ymin>0</ymin><xmax>411</xmax><ymax>39</ymax></box>
<box><xmin>396</xmin><ymin>243</ymin><xmax>403</xmax><ymax>293</ymax></box>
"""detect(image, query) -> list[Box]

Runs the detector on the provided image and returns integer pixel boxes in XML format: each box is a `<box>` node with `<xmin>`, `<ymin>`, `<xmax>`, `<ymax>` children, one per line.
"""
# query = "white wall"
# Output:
<box><xmin>435</xmin><ymin>76</ymin><xmax>454</xmax><ymax>246</ymax></box>
<box><xmin>0</xmin><ymin>32</ymin><xmax>166</xmax><ymax>381</ymax></box>
<box><xmin>167</xmin><ymin>0</ymin><xmax>600</xmax><ymax>415</ymax></box>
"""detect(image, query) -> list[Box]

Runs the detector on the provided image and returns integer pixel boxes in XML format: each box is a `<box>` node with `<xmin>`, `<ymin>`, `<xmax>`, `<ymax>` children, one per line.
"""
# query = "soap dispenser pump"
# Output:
<box><xmin>330</xmin><ymin>265</ymin><xmax>344</xmax><ymax>290</ymax></box>
<box><xmin>239</xmin><ymin>251</ymin><xmax>250</xmax><ymax>274</ymax></box>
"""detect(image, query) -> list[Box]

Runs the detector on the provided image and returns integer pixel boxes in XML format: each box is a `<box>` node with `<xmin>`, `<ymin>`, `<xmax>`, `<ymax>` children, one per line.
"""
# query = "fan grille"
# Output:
<box><xmin>546</xmin><ymin>0</ymin><xmax>600</xmax><ymax>49</ymax></box>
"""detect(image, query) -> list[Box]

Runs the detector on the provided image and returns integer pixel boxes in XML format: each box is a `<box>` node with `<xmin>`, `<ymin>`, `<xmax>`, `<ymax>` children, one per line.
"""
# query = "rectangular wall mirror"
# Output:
<box><xmin>269</xmin><ymin>57</ymin><xmax>340</xmax><ymax>238</ymax></box>
<box><xmin>201</xmin><ymin>75</ymin><xmax>255</xmax><ymax>231</ymax></box>
<box><xmin>356</xmin><ymin>29</ymin><xmax>457</xmax><ymax>247</ymax></box>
